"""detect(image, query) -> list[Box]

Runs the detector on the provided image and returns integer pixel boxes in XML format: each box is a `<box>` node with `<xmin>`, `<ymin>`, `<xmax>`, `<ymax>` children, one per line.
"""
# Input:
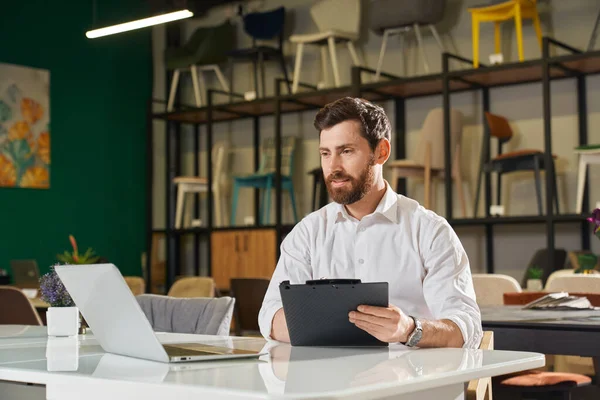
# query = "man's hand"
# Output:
<box><xmin>348</xmin><ymin>305</ymin><xmax>414</xmax><ymax>343</ymax></box>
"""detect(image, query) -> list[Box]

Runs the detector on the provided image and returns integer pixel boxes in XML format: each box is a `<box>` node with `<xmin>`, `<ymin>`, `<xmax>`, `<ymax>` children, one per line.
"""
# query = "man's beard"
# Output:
<box><xmin>325</xmin><ymin>157</ymin><xmax>375</xmax><ymax>205</ymax></box>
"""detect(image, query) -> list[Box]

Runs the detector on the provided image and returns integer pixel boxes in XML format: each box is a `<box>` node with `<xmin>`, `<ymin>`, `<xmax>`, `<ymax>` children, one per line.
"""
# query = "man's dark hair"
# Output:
<box><xmin>313</xmin><ymin>97</ymin><xmax>391</xmax><ymax>151</ymax></box>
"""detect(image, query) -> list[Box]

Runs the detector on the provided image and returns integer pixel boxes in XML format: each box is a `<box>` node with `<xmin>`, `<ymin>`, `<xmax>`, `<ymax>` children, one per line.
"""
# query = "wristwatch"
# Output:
<box><xmin>404</xmin><ymin>316</ymin><xmax>423</xmax><ymax>347</ymax></box>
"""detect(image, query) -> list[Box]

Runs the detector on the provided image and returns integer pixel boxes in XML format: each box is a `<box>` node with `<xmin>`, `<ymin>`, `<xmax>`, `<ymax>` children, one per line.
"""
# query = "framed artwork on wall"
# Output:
<box><xmin>0</xmin><ymin>62</ymin><xmax>50</xmax><ymax>189</ymax></box>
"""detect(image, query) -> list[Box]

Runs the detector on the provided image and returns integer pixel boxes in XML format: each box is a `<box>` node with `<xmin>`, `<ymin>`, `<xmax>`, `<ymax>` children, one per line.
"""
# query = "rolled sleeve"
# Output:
<box><xmin>422</xmin><ymin>219</ymin><xmax>483</xmax><ymax>349</ymax></box>
<box><xmin>258</xmin><ymin>222</ymin><xmax>313</xmax><ymax>340</ymax></box>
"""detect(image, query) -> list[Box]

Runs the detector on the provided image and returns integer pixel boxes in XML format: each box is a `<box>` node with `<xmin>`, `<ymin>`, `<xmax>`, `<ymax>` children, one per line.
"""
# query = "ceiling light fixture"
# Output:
<box><xmin>85</xmin><ymin>9</ymin><xmax>193</xmax><ymax>39</ymax></box>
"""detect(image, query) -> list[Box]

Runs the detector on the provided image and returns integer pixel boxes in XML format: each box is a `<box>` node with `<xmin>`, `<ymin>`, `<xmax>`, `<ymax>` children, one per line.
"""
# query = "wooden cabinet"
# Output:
<box><xmin>211</xmin><ymin>229</ymin><xmax>277</xmax><ymax>291</ymax></box>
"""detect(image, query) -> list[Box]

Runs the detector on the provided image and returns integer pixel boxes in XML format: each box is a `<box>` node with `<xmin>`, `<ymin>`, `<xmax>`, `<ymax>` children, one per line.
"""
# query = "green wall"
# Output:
<box><xmin>0</xmin><ymin>0</ymin><xmax>152</xmax><ymax>277</ymax></box>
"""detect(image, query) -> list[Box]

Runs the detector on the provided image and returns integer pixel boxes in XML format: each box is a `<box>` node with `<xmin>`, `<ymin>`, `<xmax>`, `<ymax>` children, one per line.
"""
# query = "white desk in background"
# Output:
<box><xmin>0</xmin><ymin>325</ymin><xmax>544</xmax><ymax>400</ymax></box>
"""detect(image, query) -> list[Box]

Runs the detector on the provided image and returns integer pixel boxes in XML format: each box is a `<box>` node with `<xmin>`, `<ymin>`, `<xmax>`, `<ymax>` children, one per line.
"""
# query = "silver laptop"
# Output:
<box><xmin>54</xmin><ymin>263</ymin><xmax>266</xmax><ymax>363</ymax></box>
<box><xmin>10</xmin><ymin>260</ymin><xmax>40</xmax><ymax>288</ymax></box>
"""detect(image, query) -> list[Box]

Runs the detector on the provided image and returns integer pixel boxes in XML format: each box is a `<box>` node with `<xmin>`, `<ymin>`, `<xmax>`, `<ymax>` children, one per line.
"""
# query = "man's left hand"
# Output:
<box><xmin>349</xmin><ymin>305</ymin><xmax>415</xmax><ymax>343</ymax></box>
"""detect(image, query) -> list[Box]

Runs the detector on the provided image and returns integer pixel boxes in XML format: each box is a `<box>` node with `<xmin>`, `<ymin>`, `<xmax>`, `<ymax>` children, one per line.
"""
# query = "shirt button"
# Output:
<box><xmin>358</xmin><ymin>259</ymin><xmax>364</xmax><ymax>264</ymax></box>
<box><xmin>359</xmin><ymin>227</ymin><xmax>366</xmax><ymax>232</ymax></box>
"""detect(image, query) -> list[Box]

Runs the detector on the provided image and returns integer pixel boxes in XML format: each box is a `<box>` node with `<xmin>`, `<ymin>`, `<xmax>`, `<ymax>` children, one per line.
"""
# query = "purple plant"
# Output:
<box><xmin>39</xmin><ymin>266</ymin><xmax>74</xmax><ymax>307</ymax></box>
<box><xmin>588</xmin><ymin>208</ymin><xmax>600</xmax><ymax>240</ymax></box>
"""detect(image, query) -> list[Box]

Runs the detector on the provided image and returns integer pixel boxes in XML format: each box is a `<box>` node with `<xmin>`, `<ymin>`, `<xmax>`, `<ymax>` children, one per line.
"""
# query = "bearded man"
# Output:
<box><xmin>258</xmin><ymin>97</ymin><xmax>482</xmax><ymax>349</ymax></box>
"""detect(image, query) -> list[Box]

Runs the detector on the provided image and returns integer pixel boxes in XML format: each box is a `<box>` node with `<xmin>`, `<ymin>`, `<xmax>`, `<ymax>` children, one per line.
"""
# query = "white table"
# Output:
<box><xmin>0</xmin><ymin>325</ymin><xmax>544</xmax><ymax>400</ymax></box>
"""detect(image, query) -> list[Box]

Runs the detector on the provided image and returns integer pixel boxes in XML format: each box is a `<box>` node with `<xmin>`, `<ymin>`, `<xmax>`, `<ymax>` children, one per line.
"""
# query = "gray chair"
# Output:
<box><xmin>136</xmin><ymin>294</ymin><xmax>234</xmax><ymax>336</ymax></box>
<box><xmin>369</xmin><ymin>0</ymin><xmax>447</xmax><ymax>79</ymax></box>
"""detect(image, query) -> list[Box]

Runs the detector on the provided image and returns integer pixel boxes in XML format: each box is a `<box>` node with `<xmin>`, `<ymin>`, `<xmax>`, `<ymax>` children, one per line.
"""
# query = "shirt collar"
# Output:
<box><xmin>334</xmin><ymin>181</ymin><xmax>398</xmax><ymax>223</ymax></box>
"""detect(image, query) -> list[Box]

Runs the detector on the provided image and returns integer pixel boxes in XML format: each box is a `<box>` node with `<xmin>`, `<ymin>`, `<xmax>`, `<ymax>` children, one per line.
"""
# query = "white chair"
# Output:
<box><xmin>574</xmin><ymin>145</ymin><xmax>600</xmax><ymax>214</ymax></box>
<box><xmin>545</xmin><ymin>272</ymin><xmax>600</xmax><ymax>293</ymax></box>
<box><xmin>387</xmin><ymin>108</ymin><xmax>468</xmax><ymax>217</ymax></box>
<box><xmin>472</xmin><ymin>273</ymin><xmax>522</xmax><ymax>306</ymax></box>
<box><xmin>174</xmin><ymin>141</ymin><xmax>231</xmax><ymax>228</ymax></box>
<box><xmin>369</xmin><ymin>0</ymin><xmax>447</xmax><ymax>80</ymax></box>
<box><xmin>289</xmin><ymin>0</ymin><xmax>362</xmax><ymax>93</ymax></box>
<box><xmin>544</xmin><ymin>271</ymin><xmax>600</xmax><ymax>375</ymax></box>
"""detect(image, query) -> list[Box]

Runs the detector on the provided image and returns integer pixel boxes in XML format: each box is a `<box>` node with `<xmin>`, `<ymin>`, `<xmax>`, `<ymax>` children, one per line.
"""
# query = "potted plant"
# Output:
<box><xmin>526</xmin><ymin>265</ymin><xmax>544</xmax><ymax>291</ymax></box>
<box><xmin>56</xmin><ymin>235</ymin><xmax>99</xmax><ymax>265</ymax></box>
<box><xmin>577</xmin><ymin>208</ymin><xmax>600</xmax><ymax>274</ymax></box>
<box><xmin>39</xmin><ymin>265</ymin><xmax>79</xmax><ymax>336</ymax></box>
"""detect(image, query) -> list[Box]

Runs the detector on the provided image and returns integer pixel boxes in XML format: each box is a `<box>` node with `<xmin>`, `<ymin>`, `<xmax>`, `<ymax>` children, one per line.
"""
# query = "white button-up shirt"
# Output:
<box><xmin>258</xmin><ymin>183</ymin><xmax>483</xmax><ymax>349</ymax></box>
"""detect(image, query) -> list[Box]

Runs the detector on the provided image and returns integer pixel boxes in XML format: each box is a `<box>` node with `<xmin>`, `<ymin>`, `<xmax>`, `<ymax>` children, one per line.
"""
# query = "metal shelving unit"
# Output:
<box><xmin>147</xmin><ymin>36</ymin><xmax>599</xmax><ymax>292</ymax></box>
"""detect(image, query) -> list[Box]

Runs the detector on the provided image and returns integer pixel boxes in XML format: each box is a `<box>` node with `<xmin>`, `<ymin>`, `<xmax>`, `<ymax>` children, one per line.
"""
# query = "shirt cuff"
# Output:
<box><xmin>444</xmin><ymin>314</ymin><xmax>483</xmax><ymax>349</ymax></box>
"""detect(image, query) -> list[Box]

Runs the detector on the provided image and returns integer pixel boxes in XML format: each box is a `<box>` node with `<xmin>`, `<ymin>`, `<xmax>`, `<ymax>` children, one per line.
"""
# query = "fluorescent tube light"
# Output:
<box><xmin>86</xmin><ymin>9</ymin><xmax>193</xmax><ymax>39</ymax></box>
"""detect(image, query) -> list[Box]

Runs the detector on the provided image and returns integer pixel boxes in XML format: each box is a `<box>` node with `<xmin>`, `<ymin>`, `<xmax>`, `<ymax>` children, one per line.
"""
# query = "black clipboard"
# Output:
<box><xmin>279</xmin><ymin>279</ymin><xmax>389</xmax><ymax>347</ymax></box>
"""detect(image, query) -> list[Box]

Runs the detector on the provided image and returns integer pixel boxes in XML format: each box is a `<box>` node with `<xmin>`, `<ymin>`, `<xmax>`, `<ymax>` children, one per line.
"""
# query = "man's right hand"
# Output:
<box><xmin>270</xmin><ymin>308</ymin><xmax>290</xmax><ymax>342</ymax></box>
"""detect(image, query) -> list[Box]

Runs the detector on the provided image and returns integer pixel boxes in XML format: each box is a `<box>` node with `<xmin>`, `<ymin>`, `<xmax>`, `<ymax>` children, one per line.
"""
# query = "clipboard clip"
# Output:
<box><xmin>305</xmin><ymin>279</ymin><xmax>362</xmax><ymax>285</ymax></box>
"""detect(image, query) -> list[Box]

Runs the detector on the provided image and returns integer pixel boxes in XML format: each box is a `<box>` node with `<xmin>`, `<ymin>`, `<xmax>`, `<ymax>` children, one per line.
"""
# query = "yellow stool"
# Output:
<box><xmin>468</xmin><ymin>0</ymin><xmax>543</xmax><ymax>68</ymax></box>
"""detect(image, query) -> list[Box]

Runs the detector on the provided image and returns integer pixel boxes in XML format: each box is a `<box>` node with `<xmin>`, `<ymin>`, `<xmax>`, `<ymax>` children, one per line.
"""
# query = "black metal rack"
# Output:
<box><xmin>147</xmin><ymin>36</ymin><xmax>597</xmax><ymax>293</ymax></box>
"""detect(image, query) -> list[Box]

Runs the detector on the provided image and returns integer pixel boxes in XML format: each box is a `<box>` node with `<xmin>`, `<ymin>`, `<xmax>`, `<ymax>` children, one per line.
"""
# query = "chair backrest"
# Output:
<box><xmin>485</xmin><ymin>112</ymin><xmax>514</xmax><ymax>143</ymax></box>
<box><xmin>190</xmin><ymin>20</ymin><xmax>236</xmax><ymax>59</ymax></box>
<box><xmin>124</xmin><ymin>276</ymin><xmax>145</xmax><ymax>296</ymax></box>
<box><xmin>310</xmin><ymin>0</ymin><xmax>361</xmax><ymax>36</ymax></box>
<box><xmin>472</xmin><ymin>273</ymin><xmax>522</xmax><ymax>306</ymax></box>
<box><xmin>413</xmin><ymin>108</ymin><xmax>463</xmax><ymax>170</ymax></box>
<box><xmin>521</xmin><ymin>248</ymin><xmax>567</xmax><ymax>288</ymax></box>
<box><xmin>212</xmin><ymin>141</ymin><xmax>231</xmax><ymax>189</ymax></box>
<box><xmin>243</xmin><ymin>7</ymin><xmax>286</xmax><ymax>41</ymax></box>
<box><xmin>466</xmin><ymin>331</ymin><xmax>494</xmax><ymax>400</ymax></box>
<box><xmin>230</xmin><ymin>278</ymin><xmax>270</xmax><ymax>335</ymax></box>
<box><xmin>167</xmin><ymin>277</ymin><xmax>215</xmax><ymax>298</ymax></box>
<box><xmin>136</xmin><ymin>294</ymin><xmax>234</xmax><ymax>335</ymax></box>
<box><xmin>257</xmin><ymin>136</ymin><xmax>296</xmax><ymax>176</ymax></box>
<box><xmin>0</xmin><ymin>287</ymin><xmax>42</xmax><ymax>325</ymax></box>
<box><xmin>545</xmin><ymin>273</ymin><xmax>600</xmax><ymax>293</ymax></box>
<box><xmin>369</xmin><ymin>0</ymin><xmax>446</xmax><ymax>34</ymax></box>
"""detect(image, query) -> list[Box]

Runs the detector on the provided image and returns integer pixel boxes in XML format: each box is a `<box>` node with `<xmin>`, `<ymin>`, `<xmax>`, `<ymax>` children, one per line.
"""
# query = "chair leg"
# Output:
<box><xmin>398</xmin><ymin>32</ymin><xmax>406</xmax><ymax>76</ymax></box>
<box><xmin>167</xmin><ymin>69</ymin><xmax>180</xmax><ymax>112</ymax></box>
<box><xmin>424</xmin><ymin>143</ymin><xmax>432</xmax><ymax>209</ymax></box>
<box><xmin>474</xmin><ymin>157</ymin><xmax>486</xmax><ymax>218</ymax></box>
<box><xmin>320</xmin><ymin>45</ymin><xmax>330</xmax><ymax>87</ymax></box>
<box><xmin>413</xmin><ymin>23</ymin><xmax>429</xmax><ymax>74</ymax></box>
<box><xmin>264</xmin><ymin>177</ymin><xmax>273</xmax><ymax>225</ymax></box>
<box><xmin>197</xmin><ymin>70</ymin><xmax>207</xmax><ymax>106</ymax></box>
<box><xmin>252</xmin><ymin>59</ymin><xmax>259</xmax><ymax>97</ymax></box>
<box><xmin>472</xmin><ymin>15</ymin><xmax>480</xmax><ymax>68</ymax></box>
<box><xmin>289</xmin><ymin>187</ymin><xmax>298</xmax><ymax>222</ymax></box>
<box><xmin>533</xmin><ymin>160</ymin><xmax>543</xmax><ymax>215</ymax></box>
<box><xmin>327</xmin><ymin>37</ymin><xmax>341</xmax><ymax>87</ymax></box>
<box><xmin>375</xmin><ymin>30</ymin><xmax>391</xmax><ymax>81</ymax></box>
<box><xmin>231</xmin><ymin>182</ymin><xmax>240</xmax><ymax>226</ymax></box>
<box><xmin>214</xmin><ymin>65</ymin><xmax>230</xmax><ymax>92</ymax></box>
<box><xmin>292</xmin><ymin>43</ymin><xmax>305</xmax><ymax>94</ymax></box>
<box><xmin>533</xmin><ymin>12</ymin><xmax>543</xmax><ymax>51</ymax></box>
<box><xmin>496</xmin><ymin>172</ymin><xmax>502</xmax><ymax>207</ymax></box>
<box><xmin>175</xmin><ymin>184</ymin><xmax>185</xmax><ymax>229</ymax></box>
<box><xmin>514</xmin><ymin>3</ymin><xmax>524</xmax><ymax>61</ymax></box>
<box><xmin>347</xmin><ymin>41</ymin><xmax>361</xmax><ymax>66</ymax></box>
<box><xmin>494</xmin><ymin>22</ymin><xmax>502</xmax><ymax>54</ymax></box>
<box><xmin>214</xmin><ymin>186</ymin><xmax>222</xmax><ymax>227</ymax></box>
<box><xmin>455</xmin><ymin>174</ymin><xmax>467</xmax><ymax>218</ymax></box>
<box><xmin>429</xmin><ymin>25</ymin><xmax>445</xmax><ymax>52</ymax></box>
<box><xmin>588</xmin><ymin>7</ymin><xmax>600</xmax><ymax>50</ymax></box>
<box><xmin>278</xmin><ymin>52</ymin><xmax>292</xmax><ymax>94</ymax></box>
<box><xmin>258</xmin><ymin>51</ymin><xmax>266</xmax><ymax>99</ymax></box>
<box><xmin>552</xmin><ymin>161</ymin><xmax>560</xmax><ymax>214</ymax></box>
<box><xmin>190</xmin><ymin>65</ymin><xmax>202</xmax><ymax>107</ymax></box>
<box><xmin>575</xmin><ymin>155</ymin><xmax>587</xmax><ymax>214</ymax></box>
